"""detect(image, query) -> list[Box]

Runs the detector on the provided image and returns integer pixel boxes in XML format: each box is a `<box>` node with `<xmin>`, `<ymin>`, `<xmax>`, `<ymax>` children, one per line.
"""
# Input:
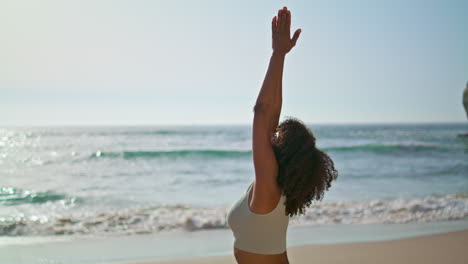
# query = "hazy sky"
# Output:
<box><xmin>1</xmin><ymin>0</ymin><xmax>467</xmax><ymax>125</ymax></box>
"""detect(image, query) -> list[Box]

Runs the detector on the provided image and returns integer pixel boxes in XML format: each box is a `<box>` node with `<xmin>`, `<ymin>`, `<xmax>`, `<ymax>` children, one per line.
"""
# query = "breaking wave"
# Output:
<box><xmin>1</xmin><ymin>193</ymin><xmax>467</xmax><ymax>236</ymax></box>
<box><xmin>323</xmin><ymin>143</ymin><xmax>460</xmax><ymax>153</ymax></box>
<box><xmin>88</xmin><ymin>150</ymin><xmax>252</xmax><ymax>159</ymax></box>
<box><xmin>86</xmin><ymin>143</ymin><xmax>459</xmax><ymax>161</ymax></box>
<box><xmin>0</xmin><ymin>187</ymin><xmax>77</xmax><ymax>206</ymax></box>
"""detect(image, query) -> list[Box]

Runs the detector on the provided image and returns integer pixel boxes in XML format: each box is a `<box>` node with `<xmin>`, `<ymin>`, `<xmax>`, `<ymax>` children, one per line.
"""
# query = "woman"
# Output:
<box><xmin>226</xmin><ymin>6</ymin><xmax>338</xmax><ymax>264</ymax></box>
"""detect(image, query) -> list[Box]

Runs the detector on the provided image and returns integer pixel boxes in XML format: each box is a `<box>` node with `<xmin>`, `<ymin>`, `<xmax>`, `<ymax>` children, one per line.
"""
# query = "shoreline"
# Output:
<box><xmin>124</xmin><ymin>230</ymin><xmax>468</xmax><ymax>264</ymax></box>
<box><xmin>2</xmin><ymin>220</ymin><xmax>467</xmax><ymax>264</ymax></box>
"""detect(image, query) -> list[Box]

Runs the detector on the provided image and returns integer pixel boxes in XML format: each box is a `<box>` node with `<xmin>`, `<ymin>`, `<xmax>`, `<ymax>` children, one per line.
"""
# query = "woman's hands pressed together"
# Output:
<box><xmin>272</xmin><ymin>6</ymin><xmax>301</xmax><ymax>56</ymax></box>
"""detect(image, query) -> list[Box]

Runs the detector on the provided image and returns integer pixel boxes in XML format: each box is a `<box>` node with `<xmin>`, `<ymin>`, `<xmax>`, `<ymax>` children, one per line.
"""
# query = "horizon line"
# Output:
<box><xmin>1</xmin><ymin>121</ymin><xmax>467</xmax><ymax>128</ymax></box>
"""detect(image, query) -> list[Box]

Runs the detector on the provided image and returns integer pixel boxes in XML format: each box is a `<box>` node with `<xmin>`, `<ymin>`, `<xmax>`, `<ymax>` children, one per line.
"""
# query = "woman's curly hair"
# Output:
<box><xmin>272</xmin><ymin>117</ymin><xmax>338</xmax><ymax>217</ymax></box>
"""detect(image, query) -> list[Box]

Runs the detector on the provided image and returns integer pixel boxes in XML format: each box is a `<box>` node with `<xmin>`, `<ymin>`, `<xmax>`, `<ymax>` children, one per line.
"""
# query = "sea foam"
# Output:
<box><xmin>1</xmin><ymin>193</ymin><xmax>467</xmax><ymax>236</ymax></box>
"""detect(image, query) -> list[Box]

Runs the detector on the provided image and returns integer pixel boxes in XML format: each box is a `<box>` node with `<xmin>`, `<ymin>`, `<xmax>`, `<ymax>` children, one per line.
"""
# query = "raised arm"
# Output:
<box><xmin>251</xmin><ymin>7</ymin><xmax>301</xmax><ymax>212</ymax></box>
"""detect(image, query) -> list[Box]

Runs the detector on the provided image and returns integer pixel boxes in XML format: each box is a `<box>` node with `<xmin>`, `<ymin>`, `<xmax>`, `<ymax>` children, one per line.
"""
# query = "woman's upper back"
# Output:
<box><xmin>227</xmin><ymin>182</ymin><xmax>289</xmax><ymax>254</ymax></box>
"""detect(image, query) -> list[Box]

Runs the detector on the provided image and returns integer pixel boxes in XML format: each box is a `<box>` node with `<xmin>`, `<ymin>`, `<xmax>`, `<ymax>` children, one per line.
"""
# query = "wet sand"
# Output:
<box><xmin>125</xmin><ymin>230</ymin><xmax>468</xmax><ymax>264</ymax></box>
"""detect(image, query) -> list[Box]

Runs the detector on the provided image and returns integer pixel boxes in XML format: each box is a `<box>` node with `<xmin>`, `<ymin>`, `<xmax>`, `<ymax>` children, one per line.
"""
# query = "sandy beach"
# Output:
<box><xmin>125</xmin><ymin>230</ymin><xmax>468</xmax><ymax>264</ymax></box>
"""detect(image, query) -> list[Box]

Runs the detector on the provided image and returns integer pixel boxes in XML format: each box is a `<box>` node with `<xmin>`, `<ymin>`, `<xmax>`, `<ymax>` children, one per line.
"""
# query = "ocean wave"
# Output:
<box><xmin>291</xmin><ymin>193</ymin><xmax>468</xmax><ymax>225</ymax></box>
<box><xmin>85</xmin><ymin>143</ymin><xmax>457</xmax><ymax>161</ymax></box>
<box><xmin>0</xmin><ymin>187</ymin><xmax>77</xmax><ymax>206</ymax></box>
<box><xmin>88</xmin><ymin>150</ymin><xmax>252</xmax><ymax>160</ymax></box>
<box><xmin>9</xmin><ymin>143</ymin><xmax>459</xmax><ymax>168</ymax></box>
<box><xmin>323</xmin><ymin>143</ymin><xmax>459</xmax><ymax>153</ymax></box>
<box><xmin>1</xmin><ymin>193</ymin><xmax>467</xmax><ymax>236</ymax></box>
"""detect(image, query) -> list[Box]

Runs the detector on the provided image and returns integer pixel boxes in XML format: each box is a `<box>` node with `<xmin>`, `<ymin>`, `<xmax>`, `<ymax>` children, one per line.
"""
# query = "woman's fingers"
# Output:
<box><xmin>291</xmin><ymin>28</ymin><xmax>302</xmax><ymax>47</ymax></box>
<box><xmin>277</xmin><ymin>9</ymin><xmax>282</xmax><ymax>30</ymax></box>
<box><xmin>272</xmin><ymin>6</ymin><xmax>300</xmax><ymax>52</ymax></box>
<box><xmin>280</xmin><ymin>7</ymin><xmax>287</xmax><ymax>29</ymax></box>
<box><xmin>272</xmin><ymin>16</ymin><xmax>277</xmax><ymax>33</ymax></box>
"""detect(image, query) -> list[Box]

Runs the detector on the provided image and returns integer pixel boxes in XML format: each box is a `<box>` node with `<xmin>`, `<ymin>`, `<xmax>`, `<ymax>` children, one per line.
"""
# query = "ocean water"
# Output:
<box><xmin>1</xmin><ymin>123</ymin><xmax>467</xmax><ymax>238</ymax></box>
